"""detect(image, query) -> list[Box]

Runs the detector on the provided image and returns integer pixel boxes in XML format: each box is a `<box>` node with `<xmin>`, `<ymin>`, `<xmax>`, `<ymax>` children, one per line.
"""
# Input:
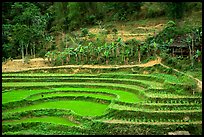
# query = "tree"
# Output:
<box><xmin>52</xmin><ymin>2</ymin><xmax>69</xmax><ymax>32</ymax></box>
<box><xmin>135</xmin><ymin>40</ymin><xmax>142</xmax><ymax>64</ymax></box>
<box><xmin>12</xmin><ymin>24</ymin><xmax>31</xmax><ymax>63</ymax></box>
<box><xmin>9</xmin><ymin>2</ymin><xmax>49</xmax><ymax>62</ymax></box>
<box><xmin>164</xmin><ymin>2</ymin><xmax>187</xmax><ymax>19</ymax></box>
<box><xmin>67</xmin><ymin>2</ymin><xmax>81</xmax><ymax>31</ymax></box>
<box><xmin>64</xmin><ymin>48</ymin><xmax>74</xmax><ymax>64</ymax></box>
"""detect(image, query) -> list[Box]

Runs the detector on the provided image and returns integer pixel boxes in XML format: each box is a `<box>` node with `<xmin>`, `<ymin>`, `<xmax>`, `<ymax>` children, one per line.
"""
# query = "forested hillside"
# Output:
<box><xmin>2</xmin><ymin>2</ymin><xmax>202</xmax><ymax>70</ymax></box>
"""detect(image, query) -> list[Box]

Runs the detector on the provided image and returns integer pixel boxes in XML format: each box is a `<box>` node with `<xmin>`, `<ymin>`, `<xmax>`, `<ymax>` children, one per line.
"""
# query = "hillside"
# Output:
<box><xmin>2</xmin><ymin>2</ymin><xmax>202</xmax><ymax>135</ymax></box>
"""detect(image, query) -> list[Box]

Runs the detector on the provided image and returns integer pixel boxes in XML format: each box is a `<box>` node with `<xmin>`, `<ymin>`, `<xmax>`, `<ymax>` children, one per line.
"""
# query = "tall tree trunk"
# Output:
<box><xmin>81</xmin><ymin>54</ymin><xmax>84</xmax><ymax>64</ymax></box>
<box><xmin>75</xmin><ymin>54</ymin><xmax>78</xmax><ymax>63</ymax></box>
<box><xmin>26</xmin><ymin>44</ymin><xmax>28</xmax><ymax>56</ymax></box>
<box><xmin>125</xmin><ymin>57</ymin><xmax>129</xmax><ymax>65</ymax></box>
<box><xmin>191</xmin><ymin>38</ymin><xmax>194</xmax><ymax>67</ymax></box>
<box><xmin>66</xmin><ymin>56</ymin><xmax>70</xmax><ymax>64</ymax></box>
<box><xmin>33</xmin><ymin>45</ymin><xmax>35</xmax><ymax>58</ymax></box>
<box><xmin>61</xmin><ymin>59</ymin><xmax>64</xmax><ymax>66</ymax></box>
<box><xmin>31</xmin><ymin>48</ymin><xmax>33</xmax><ymax>59</ymax></box>
<box><xmin>85</xmin><ymin>56</ymin><xmax>88</xmax><ymax>63</ymax></box>
<box><xmin>138</xmin><ymin>45</ymin><xmax>141</xmax><ymax>64</ymax></box>
<box><xmin>122</xmin><ymin>47</ymin><xmax>125</xmax><ymax>64</ymax></box>
<box><xmin>106</xmin><ymin>58</ymin><xmax>109</xmax><ymax>65</ymax></box>
<box><xmin>21</xmin><ymin>45</ymin><xmax>25</xmax><ymax>63</ymax></box>
<box><xmin>188</xmin><ymin>45</ymin><xmax>192</xmax><ymax>66</ymax></box>
<box><xmin>131</xmin><ymin>46</ymin><xmax>134</xmax><ymax>58</ymax></box>
<box><xmin>147</xmin><ymin>44</ymin><xmax>150</xmax><ymax>57</ymax></box>
<box><xmin>48</xmin><ymin>57</ymin><xmax>51</xmax><ymax>63</ymax></box>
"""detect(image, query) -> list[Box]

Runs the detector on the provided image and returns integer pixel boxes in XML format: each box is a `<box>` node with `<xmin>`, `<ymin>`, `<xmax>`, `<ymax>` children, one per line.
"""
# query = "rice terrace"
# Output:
<box><xmin>2</xmin><ymin>2</ymin><xmax>202</xmax><ymax>135</ymax></box>
<box><xmin>2</xmin><ymin>59</ymin><xmax>202</xmax><ymax>135</ymax></box>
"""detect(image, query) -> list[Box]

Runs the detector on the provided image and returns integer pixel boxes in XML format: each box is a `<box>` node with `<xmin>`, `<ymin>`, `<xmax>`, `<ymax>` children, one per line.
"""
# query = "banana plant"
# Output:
<box><xmin>115</xmin><ymin>37</ymin><xmax>122</xmax><ymax>61</ymax></box>
<box><xmin>96</xmin><ymin>46</ymin><xmax>102</xmax><ymax>64</ymax></box>
<box><xmin>59</xmin><ymin>51</ymin><xmax>67</xmax><ymax>66</ymax></box>
<box><xmin>116</xmin><ymin>37</ymin><xmax>126</xmax><ymax>64</ymax></box>
<box><xmin>87</xmin><ymin>42</ymin><xmax>94</xmax><ymax>63</ymax></box>
<box><xmin>51</xmin><ymin>50</ymin><xmax>57</xmax><ymax>65</ymax></box>
<box><xmin>64</xmin><ymin>48</ymin><xmax>74</xmax><ymax>64</ymax></box>
<box><xmin>83</xmin><ymin>45</ymin><xmax>89</xmax><ymax>63</ymax></box>
<box><xmin>124</xmin><ymin>45</ymin><xmax>131</xmax><ymax>65</ymax></box>
<box><xmin>194</xmin><ymin>49</ymin><xmax>202</xmax><ymax>62</ymax></box>
<box><xmin>45</xmin><ymin>51</ymin><xmax>51</xmax><ymax>63</ymax></box>
<box><xmin>103</xmin><ymin>43</ymin><xmax>111</xmax><ymax>65</ymax></box>
<box><xmin>110</xmin><ymin>42</ymin><xmax>117</xmax><ymax>64</ymax></box>
<box><xmin>74</xmin><ymin>45</ymin><xmax>81</xmax><ymax>64</ymax></box>
<box><xmin>135</xmin><ymin>40</ymin><xmax>141</xmax><ymax>64</ymax></box>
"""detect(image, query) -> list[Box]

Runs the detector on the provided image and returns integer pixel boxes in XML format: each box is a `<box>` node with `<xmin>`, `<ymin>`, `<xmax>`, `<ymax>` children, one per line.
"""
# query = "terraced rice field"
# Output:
<box><xmin>2</xmin><ymin>72</ymin><xmax>202</xmax><ymax>135</ymax></box>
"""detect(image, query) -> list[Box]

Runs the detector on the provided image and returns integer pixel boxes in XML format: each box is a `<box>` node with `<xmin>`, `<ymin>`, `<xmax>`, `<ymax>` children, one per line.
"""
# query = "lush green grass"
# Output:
<box><xmin>2</xmin><ymin>89</ymin><xmax>55</xmax><ymax>104</ymax></box>
<box><xmin>3</xmin><ymin>116</ymin><xmax>78</xmax><ymax>126</ymax></box>
<box><xmin>26</xmin><ymin>92</ymin><xmax>115</xmax><ymax>101</ymax></box>
<box><xmin>150</xmin><ymin>73</ymin><xmax>183</xmax><ymax>83</ymax></box>
<box><xmin>4</xmin><ymin>100</ymin><xmax>109</xmax><ymax>116</ymax></box>
<box><xmin>2</xmin><ymin>82</ymin><xmax>145</xmax><ymax>103</ymax></box>
<box><xmin>138</xmin><ymin>80</ymin><xmax>163</xmax><ymax>89</ymax></box>
<box><xmin>53</xmin><ymin>87</ymin><xmax>143</xmax><ymax>103</ymax></box>
<box><xmin>185</xmin><ymin>70</ymin><xmax>202</xmax><ymax>81</ymax></box>
<box><xmin>3</xmin><ymin>87</ymin><xmax>143</xmax><ymax>104</ymax></box>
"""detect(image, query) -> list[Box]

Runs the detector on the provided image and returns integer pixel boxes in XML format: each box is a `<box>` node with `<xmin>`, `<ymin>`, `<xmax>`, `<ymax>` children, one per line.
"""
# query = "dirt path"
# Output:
<box><xmin>101</xmin><ymin>119</ymin><xmax>202</xmax><ymax>125</ymax></box>
<box><xmin>2</xmin><ymin>57</ymin><xmax>161</xmax><ymax>73</ymax></box>
<box><xmin>2</xmin><ymin>56</ymin><xmax>201</xmax><ymax>92</ymax></box>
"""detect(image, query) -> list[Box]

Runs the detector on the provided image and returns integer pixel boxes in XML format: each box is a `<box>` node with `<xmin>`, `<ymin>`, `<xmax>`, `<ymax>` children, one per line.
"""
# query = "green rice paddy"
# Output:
<box><xmin>4</xmin><ymin>100</ymin><xmax>109</xmax><ymax>116</ymax></box>
<box><xmin>2</xmin><ymin>71</ymin><xmax>202</xmax><ymax>135</ymax></box>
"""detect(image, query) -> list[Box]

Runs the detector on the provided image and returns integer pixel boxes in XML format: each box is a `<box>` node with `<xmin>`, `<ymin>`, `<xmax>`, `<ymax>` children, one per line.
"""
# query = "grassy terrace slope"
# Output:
<box><xmin>2</xmin><ymin>71</ymin><xmax>202</xmax><ymax>135</ymax></box>
<box><xmin>3</xmin><ymin>116</ymin><xmax>78</xmax><ymax>126</ymax></box>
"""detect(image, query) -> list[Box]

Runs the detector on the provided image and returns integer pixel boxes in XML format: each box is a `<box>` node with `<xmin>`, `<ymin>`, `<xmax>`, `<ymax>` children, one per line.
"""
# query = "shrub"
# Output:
<box><xmin>80</xmin><ymin>28</ymin><xmax>89</xmax><ymax>37</ymax></box>
<box><xmin>145</xmin><ymin>3</ymin><xmax>165</xmax><ymax>18</ymax></box>
<box><xmin>38</xmin><ymin>49</ymin><xmax>47</xmax><ymax>58</ymax></box>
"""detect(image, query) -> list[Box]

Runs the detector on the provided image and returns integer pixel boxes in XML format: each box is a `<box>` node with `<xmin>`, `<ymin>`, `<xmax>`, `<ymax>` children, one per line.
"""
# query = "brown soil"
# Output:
<box><xmin>2</xmin><ymin>58</ymin><xmax>49</xmax><ymax>72</ymax></box>
<box><xmin>2</xmin><ymin>57</ymin><xmax>161</xmax><ymax>73</ymax></box>
<box><xmin>76</xmin><ymin>22</ymin><xmax>165</xmax><ymax>42</ymax></box>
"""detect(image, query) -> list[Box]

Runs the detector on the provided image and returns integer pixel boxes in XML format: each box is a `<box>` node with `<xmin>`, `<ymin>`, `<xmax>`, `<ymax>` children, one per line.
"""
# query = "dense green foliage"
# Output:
<box><xmin>2</xmin><ymin>2</ymin><xmax>202</xmax><ymax>67</ymax></box>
